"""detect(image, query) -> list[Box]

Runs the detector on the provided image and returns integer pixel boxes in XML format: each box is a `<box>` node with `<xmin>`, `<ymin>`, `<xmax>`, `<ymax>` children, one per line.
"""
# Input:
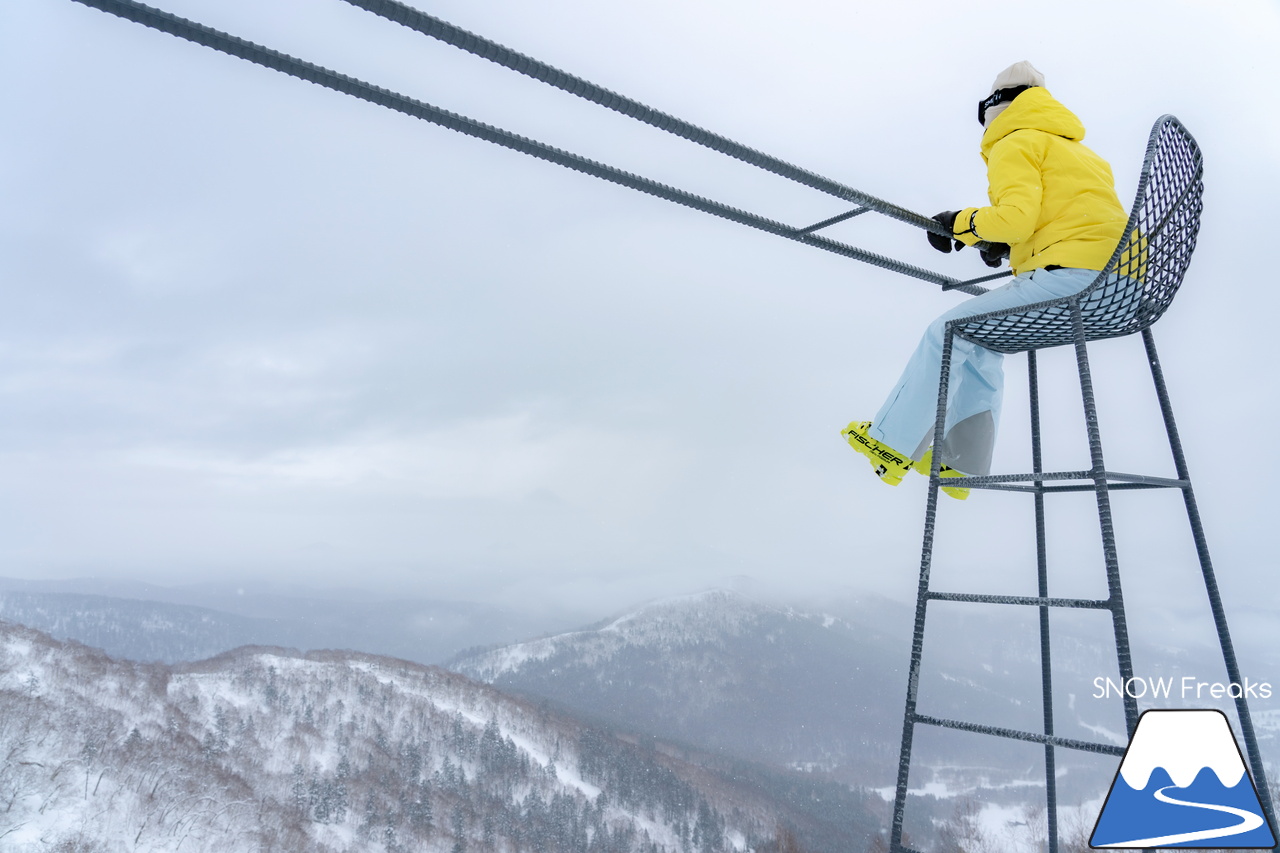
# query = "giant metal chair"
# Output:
<box><xmin>889</xmin><ymin>116</ymin><xmax>1276</xmax><ymax>853</ymax></box>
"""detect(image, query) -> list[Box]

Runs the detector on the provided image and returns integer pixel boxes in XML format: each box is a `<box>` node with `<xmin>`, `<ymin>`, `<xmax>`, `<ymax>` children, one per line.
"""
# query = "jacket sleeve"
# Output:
<box><xmin>953</xmin><ymin>132</ymin><xmax>1044</xmax><ymax>247</ymax></box>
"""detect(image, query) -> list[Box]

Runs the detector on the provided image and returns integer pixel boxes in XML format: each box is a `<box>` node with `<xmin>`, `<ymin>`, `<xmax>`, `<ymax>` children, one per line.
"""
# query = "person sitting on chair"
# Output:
<box><xmin>843</xmin><ymin>61</ymin><xmax>1128</xmax><ymax>499</ymax></box>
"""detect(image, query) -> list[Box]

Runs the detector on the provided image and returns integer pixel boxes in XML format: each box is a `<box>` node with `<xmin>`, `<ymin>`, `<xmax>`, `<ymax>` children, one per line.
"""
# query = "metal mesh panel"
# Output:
<box><xmin>949</xmin><ymin>116</ymin><xmax>1204</xmax><ymax>354</ymax></box>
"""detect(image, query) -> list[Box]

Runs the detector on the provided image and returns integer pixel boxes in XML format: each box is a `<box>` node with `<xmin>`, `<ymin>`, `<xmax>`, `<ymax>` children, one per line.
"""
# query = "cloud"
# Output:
<box><xmin>120</xmin><ymin>412</ymin><xmax>688</xmax><ymax>511</ymax></box>
<box><xmin>1</xmin><ymin>0</ymin><xmax>1277</xmax><ymax>619</ymax></box>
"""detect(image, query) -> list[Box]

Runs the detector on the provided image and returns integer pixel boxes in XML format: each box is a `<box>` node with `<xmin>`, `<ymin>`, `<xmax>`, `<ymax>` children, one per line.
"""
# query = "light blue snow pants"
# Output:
<box><xmin>870</xmin><ymin>267</ymin><xmax>1098</xmax><ymax>476</ymax></box>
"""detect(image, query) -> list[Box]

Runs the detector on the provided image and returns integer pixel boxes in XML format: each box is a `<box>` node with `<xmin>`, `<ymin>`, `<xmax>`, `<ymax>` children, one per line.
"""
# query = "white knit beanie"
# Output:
<box><xmin>991</xmin><ymin>60</ymin><xmax>1045</xmax><ymax>94</ymax></box>
<box><xmin>983</xmin><ymin>61</ymin><xmax>1045</xmax><ymax>126</ymax></box>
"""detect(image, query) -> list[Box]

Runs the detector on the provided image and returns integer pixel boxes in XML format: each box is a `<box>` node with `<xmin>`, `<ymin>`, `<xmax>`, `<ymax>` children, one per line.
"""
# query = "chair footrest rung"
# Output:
<box><xmin>927</xmin><ymin>591</ymin><xmax>1111</xmax><ymax>609</ymax></box>
<box><xmin>943</xmin><ymin>469</ymin><xmax>1189</xmax><ymax>491</ymax></box>
<box><xmin>913</xmin><ymin>714</ymin><xmax>1125</xmax><ymax>755</ymax></box>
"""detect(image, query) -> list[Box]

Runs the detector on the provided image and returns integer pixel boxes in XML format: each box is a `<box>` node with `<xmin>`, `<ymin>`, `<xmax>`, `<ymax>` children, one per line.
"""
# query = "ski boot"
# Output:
<box><xmin>842</xmin><ymin>421</ymin><xmax>913</xmax><ymax>486</ymax></box>
<box><xmin>916</xmin><ymin>447</ymin><xmax>970</xmax><ymax>500</ymax></box>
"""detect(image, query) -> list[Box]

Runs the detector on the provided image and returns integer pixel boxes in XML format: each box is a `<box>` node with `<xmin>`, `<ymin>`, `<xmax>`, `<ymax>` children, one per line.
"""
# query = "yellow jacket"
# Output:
<box><xmin>953</xmin><ymin>88</ymin><xmax>1128</xmax><ymax>274</ymax></box>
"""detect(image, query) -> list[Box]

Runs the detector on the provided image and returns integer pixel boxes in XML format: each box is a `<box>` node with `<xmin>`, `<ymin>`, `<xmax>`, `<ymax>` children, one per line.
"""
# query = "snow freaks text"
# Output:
<box><xmin>1092</xmin><ymin>676</ymin><xmax>1273</xmax><ymax>700</ymax></box>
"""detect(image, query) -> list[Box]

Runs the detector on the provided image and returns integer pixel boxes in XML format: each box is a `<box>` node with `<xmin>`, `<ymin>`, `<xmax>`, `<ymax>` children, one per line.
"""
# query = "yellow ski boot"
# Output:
<box><xmin>916</xmin><ymin>447</ymin><xmax>970</xmax><ymax>500</ymax></box>
<box><xmin>841</xmin><ymin>421</ymin><xmax>913</xmax><ymax>486</ymax></box>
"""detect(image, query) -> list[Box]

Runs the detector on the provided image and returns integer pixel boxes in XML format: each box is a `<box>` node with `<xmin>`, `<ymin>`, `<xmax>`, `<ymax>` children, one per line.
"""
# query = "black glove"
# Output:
<box><xmin>927</xmin><ymin>211</ymin><xmax>964</xmax><ymax>253</ymax></box>
<box><xmin>979</xmin><ymin>241</ymin><xmax>1010</xmax><ymax>268</ymax></box>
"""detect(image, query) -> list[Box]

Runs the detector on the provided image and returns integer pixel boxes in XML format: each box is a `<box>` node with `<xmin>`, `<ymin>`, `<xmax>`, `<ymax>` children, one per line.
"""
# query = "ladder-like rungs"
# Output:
<box><xmin>944</xmin><ymin>470</ymin><xmax>1189</xmax><ymax>491</ymax></box>
<box><xmin>926</xmin><ymin>591</ymin><xmax>1110</xmax><ymax>609</ymax></box>
<box><xmin>913</xmin><ymin>714</ymin><xmax>1126</xmax><ymax>756</ymax></box>
<box><xmin>891</xmin><ymin>118</ymin><xmax>1274</xmax><ymax>853</ymax></box>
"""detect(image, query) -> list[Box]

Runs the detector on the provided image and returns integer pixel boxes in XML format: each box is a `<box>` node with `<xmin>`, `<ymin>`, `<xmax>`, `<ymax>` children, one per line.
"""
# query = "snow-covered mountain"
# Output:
<box><xmin>8</xmin><ymin>577</ymin><xmax>1272</xmax><ymax>839</ymax></box>
<box><xmin>451</xmin><ymin>590</ymin><xmax>918</xmax><ymax>786</ymax></box>
<box><xmin>0</xmin><ymin>577</ymin><xmax>580</xmax><ymax>665</ymax></box>
<box><xmin>0</xmin><ymin>589</ymin><xmax>274</xmax><ymax>663</ymax></box>
<box><xmin>0</xmin><ymin>619</ymin><xmax>887</xmax><ymax>853</ymax></box>
<box><xmin>448</xmin><ymin>590</ymin><xmax>1277</xmax><ymax>802</ymax></box>
<box><xmin>1119</xmin><ymin>710</ymin><xmax>1247</xmax><ymax>790</ymax></box>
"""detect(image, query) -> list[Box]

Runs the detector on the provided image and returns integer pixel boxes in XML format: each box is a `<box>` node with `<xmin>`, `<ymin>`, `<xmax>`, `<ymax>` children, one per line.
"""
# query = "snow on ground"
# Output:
<box><xmin>970</xmin><ymin>797</ymin><xmax>1106</xmax><ymax>853</ymax></box>
<box><xmin>871</xmin><ymin>766</ymin><xmax>1108</xmax><ymax>853</ymax></box>
<box><xmin>873</xmin><ymin>780</ymin><xmax>962</xmax><ymax>801</ymax></box>
<box><xmin>0</xmin><ymin>624</ymin><xmax>773</xmax><ymax>853</ymax></box>
<box><xmin>458</xmin><ymin>588</ymin><xmax>803</xmax><ymax>680</ymax></box>
<box><xmin>347</xmin><ymin>658</ymin><xmax>604</xmax><ymax>799</ymax></box>
<box><xmin>1075</xmin><ymin>718</ymin><xmax>1127</xmax><ymax>746</ymax></box>
<box><xmin>450</xmin><ymin>633</ymin><xmax>565</xmax><ymax>678</ymax></box>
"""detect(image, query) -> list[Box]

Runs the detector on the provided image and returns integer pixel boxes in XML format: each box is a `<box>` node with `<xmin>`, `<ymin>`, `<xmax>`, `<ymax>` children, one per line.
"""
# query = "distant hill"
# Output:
<box><xmin>0</xmin><ymin>576</ymin><xmax>581</xmax><ymax>664</ymax></box>
<box><xmin>5</xmin><ymin>575</ymin><xmax>1273</xmax><ymax>819</ymax></box>
<box><xmin>449</xmin><ymin>589</ymin><xmax>1280</xmax><ymax>803</ymax></box>
<box><xmin>0</xmin><ymin>589</ymin><xmax>275</xmax><ymax>663</ymax></box>
<box><xmin>452</xmin><ymin>590</ymin><xmax>932</xmax><ymax>787</ymax></box>
<box><xmin>0</xmin><ymin>619</ymin><xmax>895</xmax><ymax>853</ymax></box>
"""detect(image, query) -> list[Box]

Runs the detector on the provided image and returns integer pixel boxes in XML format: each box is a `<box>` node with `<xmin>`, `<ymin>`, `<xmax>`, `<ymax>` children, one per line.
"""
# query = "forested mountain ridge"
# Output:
<box><xmin>0</xmin><ymin>578</ymin><xmax>574</xmax><ymax>665</ymax></box>
<box><xmin>0</xmin><ymin>619</ymin><xmax>883</xmax><ymax>853</ymax></box>
<box><xmin>448</xmin><ymin>588</ymin><xmax>1280</xmax><ymax>807</ymax></box>
<box><xmin>451</xmin><ymin>590</ymin><xmax>909</xmax><ymax>785</ymax></box>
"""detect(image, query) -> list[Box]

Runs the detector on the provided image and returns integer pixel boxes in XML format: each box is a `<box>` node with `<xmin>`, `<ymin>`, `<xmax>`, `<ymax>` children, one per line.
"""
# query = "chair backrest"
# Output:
<box><xmin>953</xmin><ymin>115</ymin><xmax>1205</xmax><ymax>354</ymax></box>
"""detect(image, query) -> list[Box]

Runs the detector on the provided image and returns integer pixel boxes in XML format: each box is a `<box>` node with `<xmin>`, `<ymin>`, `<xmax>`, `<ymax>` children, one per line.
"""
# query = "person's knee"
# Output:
<box><xmin>926</xmin><ymin>317</ymin><xmax>951</xmax><ymax>341</ymax></box>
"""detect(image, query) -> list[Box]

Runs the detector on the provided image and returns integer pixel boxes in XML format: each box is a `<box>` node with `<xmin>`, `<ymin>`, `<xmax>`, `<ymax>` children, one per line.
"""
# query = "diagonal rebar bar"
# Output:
<box><xmin>67</xmin><ymin>0</ymin><xmax>996</xmax><ymax>294</ymax></box>
<box><xmin>341</xmin><ymin>0</ymin><xmax>967</xmax><ymax>238</ymax></box>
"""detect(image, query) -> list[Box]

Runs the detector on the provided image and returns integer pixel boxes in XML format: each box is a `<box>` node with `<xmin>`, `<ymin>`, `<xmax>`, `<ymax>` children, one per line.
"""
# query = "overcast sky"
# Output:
<box><xmin>3</xmin><ymin>0</ymin><xmax>1279</xmax><ymax>643</ymax></box>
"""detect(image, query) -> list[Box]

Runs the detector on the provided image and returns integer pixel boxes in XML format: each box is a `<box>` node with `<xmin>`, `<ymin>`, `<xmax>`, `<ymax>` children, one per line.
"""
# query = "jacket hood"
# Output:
<box><xmin>980</xmin><ymin>87</ymin><xmax>1085</xmax><ymax>160</ymax></box>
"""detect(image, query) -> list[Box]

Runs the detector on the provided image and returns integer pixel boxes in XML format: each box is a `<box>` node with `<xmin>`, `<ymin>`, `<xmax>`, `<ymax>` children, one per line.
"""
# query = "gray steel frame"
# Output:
<box><xmin>70</xmin><ymin>0</ymin><xmax>1007</xmax><ymax>296</ymax></box>
<box><xmin>889</xmin><ymin>117</ymin><xmax>1277</xmax><ymax>853</ymax></box>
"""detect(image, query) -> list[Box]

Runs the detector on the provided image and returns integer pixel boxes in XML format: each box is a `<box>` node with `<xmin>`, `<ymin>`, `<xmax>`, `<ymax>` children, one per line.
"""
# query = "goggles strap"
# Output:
<box><xmin>978</xmin><ymin>84</ymin><xmax>1033</xmax><ymax>126</ymax></box>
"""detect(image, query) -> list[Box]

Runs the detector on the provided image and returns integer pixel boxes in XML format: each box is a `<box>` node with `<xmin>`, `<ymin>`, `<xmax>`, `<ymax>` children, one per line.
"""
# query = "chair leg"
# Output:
<box><xmin>1028</xmin><ymin>350</ymin><xmax>1059</xmax><ymax>853</ymax></box>
<box><xmin>1068</xmin><ymin>300</ymin><xmax>1139</xmax><ymax>736</ymax></box>
<box><xmin>889</xmin><ymin>324</ymin><xmax>955</xmax><ymax>853</ymax></box>
<box><xmin>1141</xmin><ymin>328</ymin><xmax>1278</xmax><ymax>834</ymax></box>
<box><xmin>887</xmin><ymin>320</ymin><xmax>1269</xmax><ymax>853</ymax></box>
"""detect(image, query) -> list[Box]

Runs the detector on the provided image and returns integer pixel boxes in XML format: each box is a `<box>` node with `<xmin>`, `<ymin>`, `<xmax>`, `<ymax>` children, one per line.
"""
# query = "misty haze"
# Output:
<box><xmin>3</xmin><ymin>0</ymin><xmax>1279</xmax><ymax>851</ymax></box>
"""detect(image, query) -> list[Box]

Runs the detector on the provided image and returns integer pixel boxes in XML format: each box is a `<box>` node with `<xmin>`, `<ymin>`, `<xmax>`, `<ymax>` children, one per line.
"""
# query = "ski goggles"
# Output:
<box><xmin>978</xmin><ymin>84</ymin><xmax>1033</xmax><ymax>126</ymax></box>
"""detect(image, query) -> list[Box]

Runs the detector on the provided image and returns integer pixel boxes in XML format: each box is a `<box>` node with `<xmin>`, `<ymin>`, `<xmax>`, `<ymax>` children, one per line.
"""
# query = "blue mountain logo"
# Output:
<box><xmin>1091</xmin><ymin>709</ymin><xmax>1276</xmax><ymax>848</ymax></box>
